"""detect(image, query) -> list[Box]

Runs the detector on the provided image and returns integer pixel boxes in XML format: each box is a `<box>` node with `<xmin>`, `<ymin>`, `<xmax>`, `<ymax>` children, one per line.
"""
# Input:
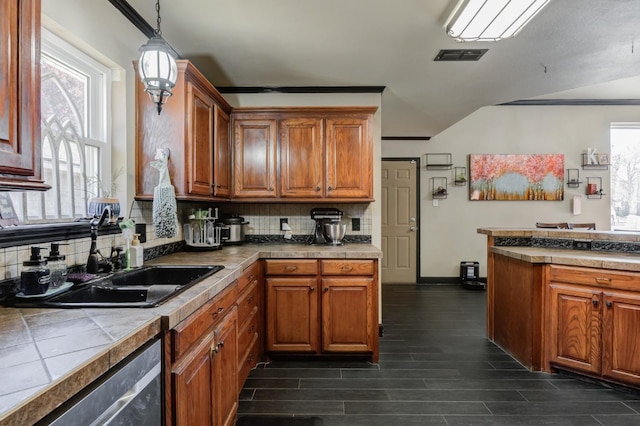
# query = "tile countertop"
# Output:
<box><xmin>477</xmin><ymin>227</ymin><xmax>640</xmax><ymax>242</ymax></box>
<box><xmin>0</xmin><ymin>243</ymin><xmax>382</xmax><ymax>426</ymax></box>
<box><xmin>490</xmin><ymin>246</ymin><xmax>640</xmax><ymax>272</ymax></box>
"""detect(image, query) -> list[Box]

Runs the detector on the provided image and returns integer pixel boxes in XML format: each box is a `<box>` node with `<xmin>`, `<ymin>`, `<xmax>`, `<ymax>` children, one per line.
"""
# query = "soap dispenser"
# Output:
<box><xmin>20</xmin><ymin>247</ymin><xmax>51</xmax><ymax>295</ymax></box>
<box><xmin>46</xmin><ymin>243</ymin><xmax>68</xmax><ymax>289</ymax></box>
<box><xmin>130</xmin><ymin>234</ymin><xmax>144</xmax><ymax>267</ymax></box>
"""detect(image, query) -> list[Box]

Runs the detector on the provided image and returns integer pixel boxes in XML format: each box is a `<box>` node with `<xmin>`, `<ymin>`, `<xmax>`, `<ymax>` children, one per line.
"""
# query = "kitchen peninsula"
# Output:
<box><xmin>479</xmin><ymin>228</ymin><xmax>640</xmax><ymax>390</ymax></box>
<box><xmin>0</xmin><ymin>243</ymin><xmax>381</xmax><ymax>426</ymax></box>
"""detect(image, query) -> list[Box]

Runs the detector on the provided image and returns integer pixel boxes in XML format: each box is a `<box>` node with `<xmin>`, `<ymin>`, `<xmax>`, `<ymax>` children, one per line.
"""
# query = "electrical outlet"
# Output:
<box><xmin>135</xmin><ymin>223</ymin><xmax>147</xmax><ymax>243</ymax></box>
<box><xmin>352</xmin><ymin>218</ymin><xmax>361</xmax><ymax>231</ymax></box>
<box><xmin>280</xmin><ymin>218</ymin><xmax>288</xmax><ymax>231</ymax></box>
<box><xmin>573</xmin><ymin>240</ymin><xmax>592</xmax><ymax>250</ymax></box>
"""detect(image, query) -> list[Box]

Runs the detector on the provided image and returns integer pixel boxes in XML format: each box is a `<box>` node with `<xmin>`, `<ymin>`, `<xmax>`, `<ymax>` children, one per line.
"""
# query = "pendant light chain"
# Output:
<box><xmin>155</xmin><ymin>0</ymin><xmax>162</xmax><ymax>37</ymax></box>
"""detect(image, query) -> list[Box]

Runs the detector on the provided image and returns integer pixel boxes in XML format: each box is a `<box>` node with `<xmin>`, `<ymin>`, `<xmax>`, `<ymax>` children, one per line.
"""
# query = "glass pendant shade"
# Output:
<box><xmin>138</xmin><ymin>36</ymin><xmax>178</xmax><ymax>114</ymax></box>
<box><xmin>445</xmin><ymin>0</ymin><xmax>551</xmax><ymax>42</ymax></box>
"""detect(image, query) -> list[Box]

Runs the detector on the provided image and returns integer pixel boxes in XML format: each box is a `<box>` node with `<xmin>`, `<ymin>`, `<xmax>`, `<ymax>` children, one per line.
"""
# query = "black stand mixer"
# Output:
<box><xmin>310</xmin><ymin>207</ymin><xmax>343</xmax><ymax>245</ymax></box>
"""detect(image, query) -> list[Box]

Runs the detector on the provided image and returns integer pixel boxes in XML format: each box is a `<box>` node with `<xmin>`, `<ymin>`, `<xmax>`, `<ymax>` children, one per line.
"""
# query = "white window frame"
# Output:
<box><xmin>13</xmin><ymin>29</ymin><xmax>112</xmax><ymax>223</ymax></box>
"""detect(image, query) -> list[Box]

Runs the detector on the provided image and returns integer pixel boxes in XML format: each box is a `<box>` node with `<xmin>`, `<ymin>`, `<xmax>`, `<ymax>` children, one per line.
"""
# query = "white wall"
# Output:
<box><xmin>383</xmin><ymin>105</ymin><xmax>640</xmax><ymax>278</ymax></box>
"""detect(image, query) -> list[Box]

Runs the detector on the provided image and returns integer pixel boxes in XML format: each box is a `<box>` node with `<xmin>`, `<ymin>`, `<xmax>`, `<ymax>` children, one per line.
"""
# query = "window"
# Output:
<box><xmin>10</xmin><ymin>29</ymin><xmax>111</xmax><ymax>223</ymax></box>
<box><xmin>610</xmin><ymin>123</ymin><xmax>640</xmax><ymax>231</ymax></box>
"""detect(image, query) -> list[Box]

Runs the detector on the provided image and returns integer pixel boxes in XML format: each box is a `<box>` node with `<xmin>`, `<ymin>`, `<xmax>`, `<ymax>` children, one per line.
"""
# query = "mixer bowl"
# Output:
<box><xmin>324</xmin><ymin>223</ymin><xmax>347</xmax><ymax>245</ymax></box>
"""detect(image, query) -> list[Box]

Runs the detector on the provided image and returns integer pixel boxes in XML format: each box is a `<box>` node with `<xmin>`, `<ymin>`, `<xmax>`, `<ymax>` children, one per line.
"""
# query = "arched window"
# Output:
<box><xmin>10</xmin><ymin>28</ymin><xmax>111</xmax><ymax>223</ymax></box>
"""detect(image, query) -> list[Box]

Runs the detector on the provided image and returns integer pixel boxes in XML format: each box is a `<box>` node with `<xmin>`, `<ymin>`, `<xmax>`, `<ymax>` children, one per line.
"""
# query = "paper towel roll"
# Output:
<box><xmin>573</xmin><ymin>195</ymin><xmax>582</xmax><ymax>215</ymax></box>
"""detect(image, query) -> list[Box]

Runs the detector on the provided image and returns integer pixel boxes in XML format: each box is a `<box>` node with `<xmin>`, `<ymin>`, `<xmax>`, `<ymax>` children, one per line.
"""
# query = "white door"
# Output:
<box><xmin>381</xmin><ymin>159</ymin><xmax>418</xmax><ymax>283</ymax></box>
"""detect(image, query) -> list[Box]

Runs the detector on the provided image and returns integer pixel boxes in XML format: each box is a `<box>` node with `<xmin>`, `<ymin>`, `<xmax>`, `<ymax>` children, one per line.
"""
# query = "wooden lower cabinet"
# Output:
<box><xmin>601</xmin><ymin>291</ymin><xmax>640</xmax><ymax>385</ymax></box>
<box><xmin>322</xmin><ymin>277</ymin><xmax>375</xmax><ymax>353</ymax></box>
<box><xmin>548</xmin><ymin>265</ymin><xmax>640</xmax><ymax>388</ymax></box>
<box><xmin>266</xmin><ymin>277</ymin><xmax>319</xmax><ymax>352</ymax></box>
<box><xmin>548</xmin><ymin>283</ymin><xmax>602</xmax><ymax>375</ymax></box>
<box><xmin>213</xmin><ymin>307</ymin><xmax>239</xmax><ymax>426</ymax></box>
<box><xmin>265</xmin><ymin>259</ymin><xmax>378</xmax><ymax>360</ymax></box>
<box><xmin>237</xmin><ymin>261</ymin><xmax>263</xmax><ymax>388</ymax></box>
<box><xmin>172</xmin><ymin>331</ymin><xmax>216</xmax><ymax>425</ymax></box>
<box><xmin>167</xmin><ymin>283</ymin><xmax>239</xmax><ymax>426</ymax></box>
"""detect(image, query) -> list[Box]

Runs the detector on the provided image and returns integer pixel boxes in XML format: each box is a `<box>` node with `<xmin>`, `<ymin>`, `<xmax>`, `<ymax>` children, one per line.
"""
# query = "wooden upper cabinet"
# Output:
<box><xmin>231</xmin><ymin>107</ymin><xmax>376</xmax><ymax>202</ymax></box>
<box><xmin>0</xmin><ymin>0</ymin><xmax>49</xmax><ymax>191</ymax></box>
<box><xmin>326</xmin><ymin>117</ymin><xmax>372</xmax><ymax>199</ymax></box>
<box><xmin>213</xmin><ymin>105</ymin><xmax>231</xmax><ymax>198</ymax></box>
<box><xmin>135</xmin><ymin>60</ymin><xmax>232</xmax><ymax>201</ymax></box>
<box><xmin>187</xmin><ymin>81</ymin><xmax>215</xmax><ymax>196</ymax></box>
<box><xmin>233</xmin><ymin>119</ymin><xmax>277</xmax><ymax>198</ymax></box>
<box><xmin>279</xmin><ymin>118</ymin><xmax>324</xmax><ymax>198</ymax></box>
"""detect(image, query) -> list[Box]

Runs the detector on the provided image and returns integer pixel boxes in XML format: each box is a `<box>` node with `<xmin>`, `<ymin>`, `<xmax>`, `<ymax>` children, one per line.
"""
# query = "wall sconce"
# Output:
<box><xmin>138</xmin><ymin>0</ymin><xmax>178</xmax><ymax>114</ymax></box>
<box><xmin>445</xmin><ymin>0</ymin><xmax>551</xmax><ymax>42</ymax></box>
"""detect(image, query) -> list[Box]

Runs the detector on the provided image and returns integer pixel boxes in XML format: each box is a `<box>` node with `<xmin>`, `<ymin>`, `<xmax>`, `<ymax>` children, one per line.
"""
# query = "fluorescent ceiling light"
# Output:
<box><xmin>445</xmin><ymin>0</ymin><xmax>551</xmax><ymax>42</ymax></box>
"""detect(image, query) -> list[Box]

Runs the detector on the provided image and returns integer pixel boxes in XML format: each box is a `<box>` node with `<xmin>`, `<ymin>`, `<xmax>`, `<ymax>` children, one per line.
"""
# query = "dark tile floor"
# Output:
<box><xmin>238</xmin><ymin>284</ymin><xmax>640</xmax><ymax>425</ymax></box>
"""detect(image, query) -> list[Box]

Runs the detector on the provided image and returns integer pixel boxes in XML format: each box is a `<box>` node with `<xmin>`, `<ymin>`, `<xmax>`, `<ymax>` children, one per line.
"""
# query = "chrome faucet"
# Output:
<box><xmin>86</xmin><ymin>206</ymin><xmax>111</xmax><ymax>273</ymax></box>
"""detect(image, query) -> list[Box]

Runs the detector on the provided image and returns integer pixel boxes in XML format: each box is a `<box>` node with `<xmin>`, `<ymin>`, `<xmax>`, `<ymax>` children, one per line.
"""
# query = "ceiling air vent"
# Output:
<box><xmin>434</xmin><ymin>49</ymin><xmax>488</xmax><ymax>61</ymax></box>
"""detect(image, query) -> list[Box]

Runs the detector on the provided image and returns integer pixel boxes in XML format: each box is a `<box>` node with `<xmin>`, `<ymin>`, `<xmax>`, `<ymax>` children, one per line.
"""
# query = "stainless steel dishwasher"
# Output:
<box><xmin>40</xmin><ymin>339</ymin><xmax>162</xmax><ymax>425</ymax></box>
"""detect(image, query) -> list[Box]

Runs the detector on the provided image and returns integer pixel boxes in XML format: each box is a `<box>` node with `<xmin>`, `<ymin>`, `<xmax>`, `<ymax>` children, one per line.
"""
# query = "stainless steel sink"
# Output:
<box><xmin>17</xmin><ymin>265</ymin><xmax>224</xmax><ymax>308</ymax></box>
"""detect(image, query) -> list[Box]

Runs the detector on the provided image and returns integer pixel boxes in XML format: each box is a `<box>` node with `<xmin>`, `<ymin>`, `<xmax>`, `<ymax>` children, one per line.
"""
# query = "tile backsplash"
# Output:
<box><xmin>0</xmin><ymin>201</ymin><xmax>371</xmax><ymax>280</ymax></box>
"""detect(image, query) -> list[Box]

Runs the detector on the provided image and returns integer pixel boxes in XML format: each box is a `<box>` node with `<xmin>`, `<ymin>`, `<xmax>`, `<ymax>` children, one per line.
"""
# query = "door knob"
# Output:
<box><xmin>410</xmin><ymin>226</ymin><xmax>418</xmax><ymax>232</ymax></box>
<box><xmin>410</xmin><ymin>217</ymin><xmax>416</xmax><ymax>222</ymax></box>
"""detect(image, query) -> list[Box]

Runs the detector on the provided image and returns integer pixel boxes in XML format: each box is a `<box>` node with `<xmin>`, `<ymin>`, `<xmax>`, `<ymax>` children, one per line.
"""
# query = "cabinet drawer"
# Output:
<box><xmin>237</xmin><ymin>280</ymin><xmax>259</xmax><ymax>324</ymax></box>
<box><xmin>264</xmin><ymin>259</ymin><xmax>317</xmax><ymax>275</ymax></box>
<box><xmin>321</xmin><ymin>260</ymin><xmax>375</xmax><ymax>276</ymax></box>
<box><xmin>550</xmin><ymin>265</ymin><xmax>640</xmax><ymax>291</ymax></box>
<box><xmin>238</xmin><ymin>261</ymin><xmax>261</xmax><ymax>293</ymax></box>
<box><xmin>238</xmin><ymin>337</ymin><xmax>259</xmax><ymax>388</ymax></box>
<box><xmin>171</xmin><ymin>281</ymin><xmax>238</xmax><ymax>362</ymax></box>
<box><xmin>238</xmin><ymin>308</ymin><xmax>259</xmax><ymax>358</ymax></box>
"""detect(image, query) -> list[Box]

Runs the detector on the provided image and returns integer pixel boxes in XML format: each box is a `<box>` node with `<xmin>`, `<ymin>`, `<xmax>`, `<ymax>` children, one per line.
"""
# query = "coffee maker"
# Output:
<box><xmin>310</xmin><ymin>207</ymin><xmax>343</xmax><ymax>245</ymax></box>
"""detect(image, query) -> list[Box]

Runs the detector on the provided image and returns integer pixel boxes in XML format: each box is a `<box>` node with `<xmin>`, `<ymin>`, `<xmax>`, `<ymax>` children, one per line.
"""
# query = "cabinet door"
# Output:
<box><xmin>171</xmin><ymin>332</ymin><xmax>215</xmax><ymax>426</ymax></box>
<box><xmin>321</xmin><ymin>277</ymin><xmax>375</xmax><ymax>353</ymax></box>
<box><xmin>187</xmin><ymin>81</ymin><xmax>214</xmax><ymax>196</ymax></box>
<box><xmin>548</xmin><ymin>283</ymin><xmax>602</xmax><ymax>374</ymax></box>
<box><xmin>213</xmin><ymin>105</ymin><xmax>231</xmax><ymax>198</ymax></box>
<box><xmin>0</xmin><ymin>0</ymin><xmax>47</xmax><ymax>190</ymax></box>
<box><xmin>279</xmin><ymin>117</ymin><xmax>324</xmax><ymax>198</ymax></box>
<box><xmin>266</xmin><ymin>277</ymin><xmax>319</xmax><ymax>352</ymax></box>
<box><xmin>325</xmin><ymin>117</ymin><xmax>372</xmax><ymax>199</ymax></box>
<box><xmin>233</xmin><ymin>119</ymin><xmax>277</xmax><ymax>198</ymax></box>
<box><xmin>602</xmin><ymin>291</ymin><xmax>640</xmax><ymax>385</ymax></box>
<box><xmin>213</xmin><ymin>307</ymin><xmax>238</xmax><ymax>426</ymax></box>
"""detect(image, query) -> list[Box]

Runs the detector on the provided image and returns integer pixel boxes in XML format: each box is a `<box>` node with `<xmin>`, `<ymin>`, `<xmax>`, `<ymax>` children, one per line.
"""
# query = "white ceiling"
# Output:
<box><xmin>127</xmin><ymin>0</ymin><xmax>640</xmax><ymax>137</ymax></box>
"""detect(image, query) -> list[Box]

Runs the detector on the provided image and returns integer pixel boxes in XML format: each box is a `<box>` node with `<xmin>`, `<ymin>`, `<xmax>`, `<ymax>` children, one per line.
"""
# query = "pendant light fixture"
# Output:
<box><xmin>138</xmin><ymin>0</ymin><xmax>178</xmax><ymax>114</ymax></box>
<box><xmin>445</xmin><ymin>0</ymin><xmax>551</xmax><ymax>42</ymax></box>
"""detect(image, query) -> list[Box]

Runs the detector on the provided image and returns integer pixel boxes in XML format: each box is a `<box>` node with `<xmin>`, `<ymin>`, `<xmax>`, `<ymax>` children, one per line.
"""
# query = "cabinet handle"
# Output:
<box><xmin>284</xmin><ymin>265</ymin><xmax>298</xmax><ymax>272</ymax></box>
<box><xmin>247</xmin><ymin>295</ymin><xmax>255</xmax><ymax>303</ymax></box>
<box><xmin>327</xmin><ymin>186</ymin><xmax>333</xmax><ymax>191</ymax></box>
<box><xmin>249</xmin><ymin>325</ymin><xmax>255</xmax><ymax>333</ymax></box>
<box><xmin>592</xmin><ymin>299</ymin><xmax>598</xmax><ymax>306</ymax></box>
<box><xmin>595</xmin><ymin>277</ymin><xmax>612</xmax><ymax>284</ymax></box>
<box><xmin>310</xmin><ymin>287</ymin><xmax>315</xmax><ymax>292</ymax></box>
<box><xmin>248</xmin><ymin>274</ymin><xmax>256</xmax><ymax>282</ymax></box>
<box><xmin>341</xmin><ymin>266</ymin><xmax>353</xmax><ymax>272</ymax></box>
<box><xmin>219</xmin><ymin>340</ymin><xmax>225</xmax><ymax>349</ymax></box>
<box><xmin>323</xmin><ymin>287</ymin><xmax>329</xmax><ymax>293</ymax></box>
<box><xmin>217</xmin><ymin>184</ymin><xmax>221</xmax><ymax>188</ymax></box>
<box><xmin>315</xmin><ymin>186</ymin><xmax>321</xmax><ymax>192</ymax></box>
<box><xmin>210</xmin><ymin>342</ymin><xmax>218</xmax><ymax>357</ymax></box>
<box><xmin>269</xmin><ymin>187</ymin><xmax>274</xmax><ymax>191</ymax></box>
<box><xmin>606</xmin><ymin>301</ymin><xmax>613</xmax><ymax>308</ymax></box>
<box><xmin>213</xmin><ymin>307</ymin><xmax>224</xmax><ymax>316</ymax></box>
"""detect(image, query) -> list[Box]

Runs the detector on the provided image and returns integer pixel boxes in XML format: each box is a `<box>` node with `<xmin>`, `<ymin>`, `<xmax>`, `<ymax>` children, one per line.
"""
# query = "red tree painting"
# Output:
<box><xmin>469</xmin><ymin>154</ymin><xmax>564</xmax><ymax>201</ymax></box>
